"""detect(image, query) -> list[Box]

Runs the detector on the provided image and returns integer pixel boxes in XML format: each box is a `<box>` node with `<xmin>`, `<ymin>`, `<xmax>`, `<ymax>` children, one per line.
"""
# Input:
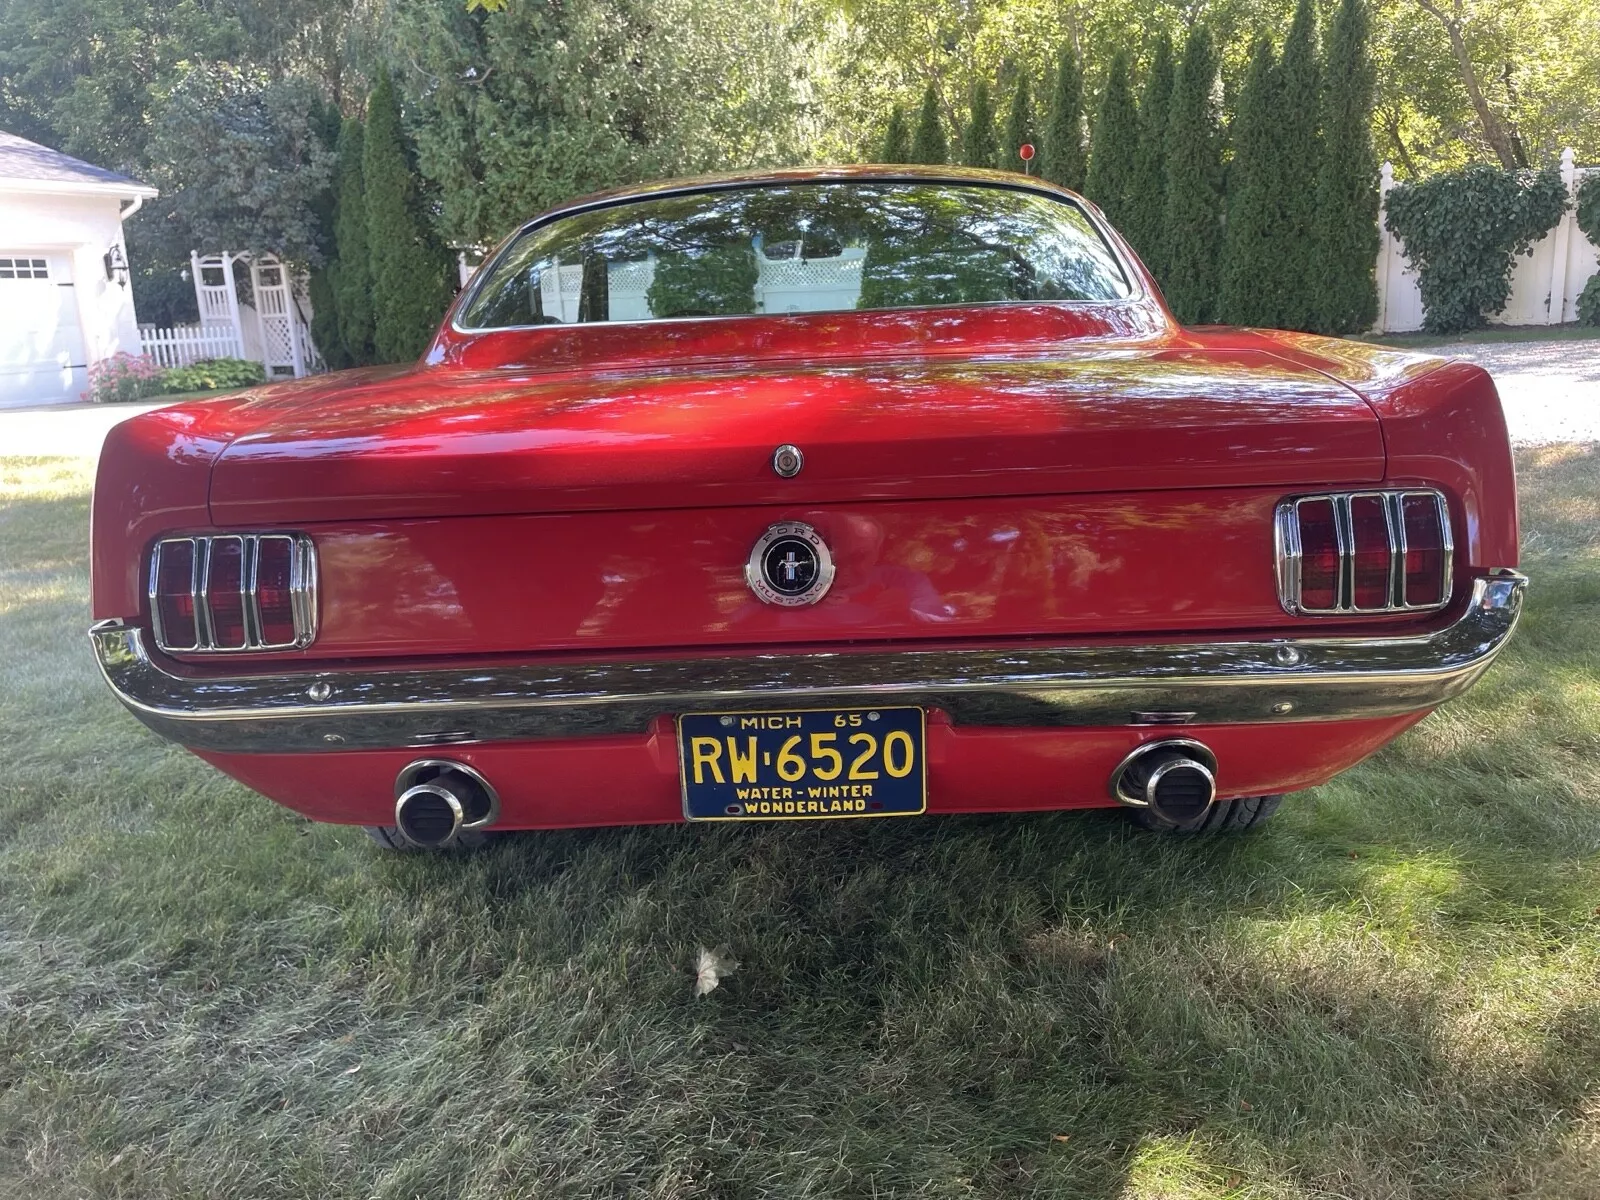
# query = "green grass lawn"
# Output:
<box><xmin>1360</xmin><ymin>323</ymin><xmax>1600</xmax><ymax>349</ymax></box>
<box><xmin>2</xmin><ymin>452</ymin><xmax>1598</xmax><ymax>1199</ymax></box>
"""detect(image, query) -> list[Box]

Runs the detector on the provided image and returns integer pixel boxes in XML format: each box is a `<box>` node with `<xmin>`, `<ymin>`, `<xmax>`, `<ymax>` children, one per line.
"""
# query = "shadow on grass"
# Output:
<box><xmin>3</xmin><ymin>451</ymin><xmax>1599</xmax><ymax>1197</ymax></box>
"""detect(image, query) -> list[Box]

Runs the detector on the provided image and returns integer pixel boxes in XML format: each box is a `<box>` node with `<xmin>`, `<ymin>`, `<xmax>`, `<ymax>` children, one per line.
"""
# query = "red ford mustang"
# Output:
<box><xmin>89</xmin><ymin>167</ymin><xmax>1525</xmax><ymax>850</ymax></box>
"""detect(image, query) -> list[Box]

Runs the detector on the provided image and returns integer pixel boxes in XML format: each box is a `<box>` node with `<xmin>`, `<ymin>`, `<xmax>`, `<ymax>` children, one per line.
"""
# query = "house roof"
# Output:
<box><xmin>0</xmin><ymin>131</ymin><xmax>157</xmax><ymax>199</ymax></box>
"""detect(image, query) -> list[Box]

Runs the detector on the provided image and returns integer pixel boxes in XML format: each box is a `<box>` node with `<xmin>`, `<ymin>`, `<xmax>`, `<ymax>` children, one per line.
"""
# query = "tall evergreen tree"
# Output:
<box><xmin>1314</xmin><ymin>0</ymin><xmax>1380</xmax><ymax>333</ymax></box>
<box><xmin>1126</xmin><ymin>34</ymin><xmax>1175</xmax><ymax>277</ymax></box>
<box><xmin>1276</xmin><ymin>0</ymin><xmax>1323</xmax><ymax>330</ymax></box>
<box><xmin>1161</xmin><ymin>26</ymin><xmax>1225</xmax><ymax>324</ymax></box>
<box><xmin>363</xmin><ymin>73</ymin><xmax>453</xmax><ymax>364</ymax></box>
<box><xmin>1084</xmin><ymin>51</ymin><xmax>1140</xmax><ymax>233</ymax></box>
<box><xmin>330</xmin><ymin>118</ymin><xmax>374</xmax><ymax>366</ymax></box>
<box><xmin>881</xmin><ymin>104</ymin><xmax>910</xmax><ymax>162</ymax></box>
<box><xmin>1040</xmin><ymin>44</ymin><xmax>1086</xmax><ymax>190</ymax></box>
<box><xmin>961</xmin><ymin>80</ymin><xmax>998</xmax><ymax>169</ymax></box>
<box><xmin>910</xmin><ymin>84</ymin><xmax>948</xmax><ymax>165</ymax></box>
<box><xmin>1220</xmin><ymin>38</ymin><xmax>1284</xmax><ymax>326</ymax></box>
<box><xmin>1002</xmin><ymin>75</ymin><xmax>1034</xmax><ymax>172</ymax></box>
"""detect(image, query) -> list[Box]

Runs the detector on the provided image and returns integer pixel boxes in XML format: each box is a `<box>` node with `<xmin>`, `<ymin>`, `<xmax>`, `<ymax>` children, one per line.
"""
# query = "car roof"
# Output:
<box><xmin>527</xmin><ymin>165</ymin><xmax>1092</xmax><ymax>231</ymax></box>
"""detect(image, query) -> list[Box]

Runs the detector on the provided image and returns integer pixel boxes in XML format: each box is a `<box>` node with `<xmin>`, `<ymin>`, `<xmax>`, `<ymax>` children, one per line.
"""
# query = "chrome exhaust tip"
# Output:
<box><xmin>1109</xmin><ymin>739</ymin><xmax>1218</xmax><ymax>826</ymax></box>
<box><xmin>393</xmin><ymin>759</ymin><xmax>499</xmax><ymax>848</ymax></box>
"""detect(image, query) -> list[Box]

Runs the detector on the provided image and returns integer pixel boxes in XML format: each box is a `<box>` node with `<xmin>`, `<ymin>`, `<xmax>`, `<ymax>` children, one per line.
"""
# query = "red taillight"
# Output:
<box><xmin>1402</xmin><ymin>493</ymin><xmax>1447</xmax><ymax>607</ymax></box>
<box><xmin>205</xmin><ymin>537</ymin><xmax>248</xmax><ymax>648</ymax></box>
<box><xmin>1278</xmin><ymin>490</ymin><xmax>1451</xmax><ymax>616</ymax></box>
<box><xmin>1349</xmin><ymin>494</ymin><xmax>1393</xmax><ymax>610</ymax></box>
<box><xmin>148</xmin><ymin>533</ymin><xmax>315</xmax><ymax>652</ymax></box>
<box><xmin>152</xmin><ymin>539</ymin><xmax>199</xmax><ymax>650</ymax></box>
<box><xmin>255</xmin><ymin>536</ymin><xmax>298</xmax><ymax>647</ymax></box>
<box><xmin>1296</xmin><ymin>498</ymin><xmax>1341</xmax><ymax>611</ymax></box>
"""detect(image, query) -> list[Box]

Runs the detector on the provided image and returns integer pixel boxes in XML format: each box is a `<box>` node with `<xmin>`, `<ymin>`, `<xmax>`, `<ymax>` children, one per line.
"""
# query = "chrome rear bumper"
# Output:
<box><xmin>89</xmin><ymin>571</ymin><xmax>1526</xmax><ymax>755</ymax></box>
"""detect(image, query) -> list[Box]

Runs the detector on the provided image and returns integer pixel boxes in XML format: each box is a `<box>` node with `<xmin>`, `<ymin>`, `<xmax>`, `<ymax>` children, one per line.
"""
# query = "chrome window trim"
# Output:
<box><xmin>90</xmin><ymin>570</ymin><xmax>1526</xmax><ymax>755</ymax></box>
<box><xmin>1275</xmin><ymin>489</ymin><xmax>1453</xmax><ymax>617</ymax></box>
<box><xmin>148</xmin><ymin>533</ymin><xmax>318</xmax><ymax>653</ymax></box>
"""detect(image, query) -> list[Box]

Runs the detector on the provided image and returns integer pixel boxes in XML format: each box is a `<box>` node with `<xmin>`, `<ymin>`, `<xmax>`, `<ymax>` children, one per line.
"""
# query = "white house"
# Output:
<box><xmin>0</xmin><ymin>131</ymin><xmax>157</xmax><ymax>407</ymax></box>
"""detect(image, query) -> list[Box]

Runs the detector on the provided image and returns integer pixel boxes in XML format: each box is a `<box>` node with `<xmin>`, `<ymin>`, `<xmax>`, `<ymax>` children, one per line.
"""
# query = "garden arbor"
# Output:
<box><xmin>139</xmin><ymin>251</ymin><xmax>319</xmax><ymax>377</ymax></box>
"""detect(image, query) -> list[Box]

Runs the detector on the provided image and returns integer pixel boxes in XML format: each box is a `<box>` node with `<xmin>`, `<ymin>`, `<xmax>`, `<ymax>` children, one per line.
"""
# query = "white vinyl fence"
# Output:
<box><xmin>137</xmin><ymin>322</ymin><xmax>243</xmax><ymax>368</ymax></box>
<box><xmin>1375</xmin><ymin>148</ymin><xmax>1598</xmax><ymax>333</ymax></box>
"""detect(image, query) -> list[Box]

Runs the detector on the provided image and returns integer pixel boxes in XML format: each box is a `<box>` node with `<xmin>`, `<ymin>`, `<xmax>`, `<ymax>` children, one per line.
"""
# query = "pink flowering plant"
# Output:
<box><xmin>84</xmin><ymin>353</ymin><xmax>167</xmax><ymax>404</ymax></box>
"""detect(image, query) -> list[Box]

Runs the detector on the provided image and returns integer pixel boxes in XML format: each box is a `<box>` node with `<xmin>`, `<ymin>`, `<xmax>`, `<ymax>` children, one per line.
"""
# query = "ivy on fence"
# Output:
<box><xmin>1383</xmin><ymin>164</ymin><xmax>1569</xmax><ymax>334</ymax></box>
<box><xmin>1576</xmin><ymin>173</ymin><xmax>1600</xmax><ymax>327</ymax></box>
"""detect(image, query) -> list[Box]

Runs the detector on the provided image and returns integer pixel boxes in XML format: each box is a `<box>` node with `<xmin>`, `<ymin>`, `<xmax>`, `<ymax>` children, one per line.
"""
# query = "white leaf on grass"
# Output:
<box><xmin>694</xmin><ymin>946</ymin><xmax>739</xmax><ymax>997</ymax></box>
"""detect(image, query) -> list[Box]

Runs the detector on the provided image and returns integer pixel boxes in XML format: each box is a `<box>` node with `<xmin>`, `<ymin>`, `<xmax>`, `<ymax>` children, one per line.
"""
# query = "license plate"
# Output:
<box><xmin>678</xmin><ymin>707</ymin><xmax>926</xmax><ymax>821</ymax></box>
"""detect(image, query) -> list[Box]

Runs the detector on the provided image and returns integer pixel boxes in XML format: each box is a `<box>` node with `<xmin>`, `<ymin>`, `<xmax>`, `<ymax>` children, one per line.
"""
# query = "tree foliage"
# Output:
<box><xmin>1039</xmin><ymin>44</ymin><xmax>1085</xmax><ymax>191</ymax></box>
<box><xmin>1161</xmin><ymin>26</ymin><xmax>1225</xmax><ymax>323</ymax></box>
<box><xmin>961</xmin><ymin>80</ymin><xmax>998</xmax><ymax>169</ymax></box>
<box><xmin>363</xmin><ymin>73</ymin><xmax>454</xmax><ymax>363</ymax></box>
<box><xmin>330</xmin><ymin>119</ymin><xmax>375</xmax><ymax>366</ymax></box>
<box><xmin>909</xmin><ymin>84</ymin><xmax>948</xmax><ymax>165</ymax></box>
<box><xmin>1275</xmin><ymin>0</ymin><xmax>1322</xmax><ymax>330</ymax></box>
<box><xmin>880</xmin><ymin>104</ymin><xmax>910</xmax><ymax>162</ymax></box>
<box><xmin>1219</xmin><ymin>38</ymin><xmax>1283</xmax><ymax>327</ymax></box>
<box><xmin>1313</xmin><ymin>0</ymin><xmax>1381</xmax><ymax>333</ymax></box>
<box><xmin>1384</xmin><ymin>163</ymin><xmax>1568</xmax><ymax>332</ymax></box>
<box><xmin>1083</xmin><ymin>51</ymin><xmax>1139</xmax><ymax>234</ymax></box>
<box><xmin>1124</xmin><ymin>32</ymin><xmax>1174</xmax><ymax>278</ymax></box>
<box><xmin>1002</xmin><ymin>75</ymin><xmax>1033</xmax><ymax>173</ymax></box>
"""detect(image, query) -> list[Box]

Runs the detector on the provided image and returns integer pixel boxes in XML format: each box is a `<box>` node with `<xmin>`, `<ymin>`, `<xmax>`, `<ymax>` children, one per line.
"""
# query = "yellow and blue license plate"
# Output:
<box><xmin>678</xmin><ymin>707</ymin><xmax>926</xmax><ymax>821</ymax></box>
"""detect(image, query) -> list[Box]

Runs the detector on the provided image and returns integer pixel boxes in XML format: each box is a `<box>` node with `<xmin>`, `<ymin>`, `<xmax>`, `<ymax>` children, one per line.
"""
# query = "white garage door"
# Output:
<box><xmin>0</xmin><ymin>252</ymin><xmax>89</xmax><ymax>406</ymax></box>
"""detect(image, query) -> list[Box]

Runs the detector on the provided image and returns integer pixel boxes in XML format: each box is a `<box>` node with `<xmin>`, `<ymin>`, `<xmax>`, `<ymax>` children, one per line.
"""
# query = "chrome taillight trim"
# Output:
<box><xmin>148</xmin><ymin>534</ymin><xmax>318</xmax><ymax>653</ymax></box>
<box><xmin>1275</xmin><ymin>489</ymin><xmax>1452</xmax><ymax>616</ymax></box>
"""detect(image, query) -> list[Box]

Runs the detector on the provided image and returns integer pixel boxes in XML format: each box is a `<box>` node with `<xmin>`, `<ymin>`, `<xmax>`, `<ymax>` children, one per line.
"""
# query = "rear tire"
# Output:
<box><xmin>1135</xmin><ymin>793</ymin><xmax>1283</xmax><ymax>836</ymax></box>
<box><xmin>363</xmin><ymin>825</ymin><xmax>491</xmax><ymax>852</ymax></box>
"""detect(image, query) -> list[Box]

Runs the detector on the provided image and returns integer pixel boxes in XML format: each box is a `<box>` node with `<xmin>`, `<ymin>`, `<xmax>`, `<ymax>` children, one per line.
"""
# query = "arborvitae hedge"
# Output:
<box><xmin>1313</xmin><ymin>0</ymin><xmax>1380</xmax><ymax>333</ymax></box>
<box><xmin>1276</xmin><ymin>0</ymin><xmax>1322</xmax><ymax>331</ymax></box>
<box><xmin>1125</xmin><ymin>34</ymin><xmax>1174</xmax><ymax>277</ymax></box>
<box><xmin>962</xmin><ymin>81</ymin><xmax>998</xmax><ymax>169</ymax></box>
<box><xmin>1220</xmin><ymin>37</ymin><xmax>1283</xmax><ymax>327</ymax></box>
<box><xmin>363</xmin><ymin>73</ymin><xmax>453</xmax><ymax>364</ymax></box>
<box><xmin>1084</xmin><ymin>51</ymin><xmax>1139</xmax><ymax>233</ymax></box>
<box><xmin>910</xmin><ymin>84</ymin><xmax>948</xmax><ymax>165</ymax></box>
<box><xmin>330</xmin><ymin>118</ymin><xmax>374</xmax><ymax>367</ymax></box>
<box><xmin>881</xmin><ymin>105</ymin><xmax>910</xmax><ymax>163</ymax></box>
<box><xmin>1040</xmin><ymin>45</ymin><xmax>1085</xmax><ymax>191</ymax></box>
<box><xmin>1002</xmin><ymin>76</ymin><xmax>1034</xmax><ymax>173</ymax></box>
<box><xmin>1161</xmin><ymin>26</ymin><xmax>1224</xmax><ymax>323</ymax></box>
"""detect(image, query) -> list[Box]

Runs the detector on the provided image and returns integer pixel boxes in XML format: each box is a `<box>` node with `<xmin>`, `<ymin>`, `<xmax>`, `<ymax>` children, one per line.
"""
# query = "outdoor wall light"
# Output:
<box><xmin>103</xmin><ymin>243</ymin><xmax>129</xmax><ymax>288</ymax></box>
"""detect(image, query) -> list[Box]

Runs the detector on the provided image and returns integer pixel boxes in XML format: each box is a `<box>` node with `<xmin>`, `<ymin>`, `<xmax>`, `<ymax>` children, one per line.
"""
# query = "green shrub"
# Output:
<box><xmin>1575</xmin><ymin>173</ymin><xmax>1600</xmax><ymax>327</ymax></box>
<box><xmin>1384</xmin><ymin>163</ymin><xmax>1569</xmax><ymax>334</ymax></box>
<box><xmin>160</xmin><ymin>358</ymin><xmax>267</xmax><ymax>394</ymax></box>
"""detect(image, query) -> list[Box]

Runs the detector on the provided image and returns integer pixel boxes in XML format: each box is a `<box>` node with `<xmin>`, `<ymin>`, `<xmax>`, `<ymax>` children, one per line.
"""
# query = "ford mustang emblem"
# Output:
<box><xmin>745</xmin><ymin>521</ymin><xmax>835</xmax><ymax>607</ymax></box>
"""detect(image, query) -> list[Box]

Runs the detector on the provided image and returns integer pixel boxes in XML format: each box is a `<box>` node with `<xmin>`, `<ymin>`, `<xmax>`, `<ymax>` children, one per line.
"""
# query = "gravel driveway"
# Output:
<box><xmin>1</xmin><ymin>337</ymin><xmax>1595</xmax><ymax>459</ymax></box>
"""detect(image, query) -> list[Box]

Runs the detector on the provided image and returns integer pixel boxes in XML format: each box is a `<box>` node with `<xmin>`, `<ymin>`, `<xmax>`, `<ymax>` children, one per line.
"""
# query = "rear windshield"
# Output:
<box><xmin>457</xmin><ymin>181</ymin><xmax>1131</xmax><ymax>329</ymax></box>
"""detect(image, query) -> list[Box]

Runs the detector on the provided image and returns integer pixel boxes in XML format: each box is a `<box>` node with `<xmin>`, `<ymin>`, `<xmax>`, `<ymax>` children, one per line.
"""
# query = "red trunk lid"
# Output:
<box><xmin>207</xmin><ymin>346</ymin><xmax>1382</xmax><ymax>524</ymax></box>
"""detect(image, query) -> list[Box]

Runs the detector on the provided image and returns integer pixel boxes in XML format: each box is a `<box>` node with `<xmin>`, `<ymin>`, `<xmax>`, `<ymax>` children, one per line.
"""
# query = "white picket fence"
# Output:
<box><xmin>1376</xmin><ymin>148</ymin><xmax>1598</xmax><ymax>333</ymax></box>
<box><xmin>138</xmin><ymin>322</ymin><xmax>244</xmax><ymax>368</ymax></box>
